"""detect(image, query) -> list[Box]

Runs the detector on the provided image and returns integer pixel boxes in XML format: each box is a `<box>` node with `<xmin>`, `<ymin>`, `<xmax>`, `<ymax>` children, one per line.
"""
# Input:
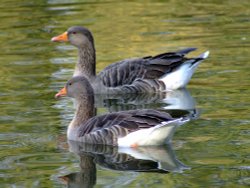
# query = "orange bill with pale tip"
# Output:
<box><xmin>55</xmin><ymin>87</ymin><xmax>67</xmax><ymax>98</ymax></box>
<box><xmin>51</xmin><ymin>32</ymin><xmax>68</xmax><ymax>42</ymax></box>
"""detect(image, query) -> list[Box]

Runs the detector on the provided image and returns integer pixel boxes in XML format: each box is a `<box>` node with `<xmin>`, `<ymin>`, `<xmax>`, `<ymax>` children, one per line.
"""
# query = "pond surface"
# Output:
<box><xmin>0</xmin><ymin>0</ymin><xmax>249</xmax><ymax>187</ymax></box>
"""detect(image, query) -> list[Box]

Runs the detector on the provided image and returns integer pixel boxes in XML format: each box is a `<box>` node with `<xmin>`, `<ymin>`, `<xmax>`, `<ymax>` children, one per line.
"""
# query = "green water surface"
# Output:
<box><xmin>0</xmin><ymin>0</ymin><xmax>249</xmax><ymax>187</ymax></box>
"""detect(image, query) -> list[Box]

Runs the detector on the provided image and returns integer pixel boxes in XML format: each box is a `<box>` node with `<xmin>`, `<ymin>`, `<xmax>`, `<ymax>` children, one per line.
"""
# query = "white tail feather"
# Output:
<box><xmin>159</xmin><ymin>50</ymin><xmax>209</xmax><ymax>90</ymax></box>
<box><xmin>199</xmin><ymin>51</ymin><xmax>210</xmax><ymax>59</ymax></box>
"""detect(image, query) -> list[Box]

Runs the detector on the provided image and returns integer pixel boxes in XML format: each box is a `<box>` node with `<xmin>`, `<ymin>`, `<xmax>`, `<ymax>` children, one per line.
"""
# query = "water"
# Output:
<box><xmin>0</xmin><ymin>0</ymin><xmax>249</xmax><ymax>187</ymax></box>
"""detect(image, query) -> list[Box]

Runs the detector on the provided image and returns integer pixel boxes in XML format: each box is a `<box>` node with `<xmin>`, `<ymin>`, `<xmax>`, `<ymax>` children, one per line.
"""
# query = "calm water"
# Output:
<box><xmin>0</xmin><ymin>0</ymin><xmax>249</xmax><ymax>187</ymax></box>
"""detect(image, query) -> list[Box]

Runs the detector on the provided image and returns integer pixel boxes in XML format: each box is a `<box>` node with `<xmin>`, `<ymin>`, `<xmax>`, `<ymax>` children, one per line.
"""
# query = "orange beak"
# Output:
<box><xmin>51</xmin><ymin>31</ymin><xmax>68</xmax><ymax>42</ymax></box>
<box><xmin>55</xmin><ymin>87</ymin><xmax>67</xmax><ymax>99</ymax></box>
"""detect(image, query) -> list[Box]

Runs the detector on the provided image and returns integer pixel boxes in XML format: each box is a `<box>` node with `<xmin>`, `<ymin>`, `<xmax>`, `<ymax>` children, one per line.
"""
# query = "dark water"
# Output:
<box><xmin>0</xmin><ymin>0</ymin><xmax>249</xmax><ymax>187</ymax></box>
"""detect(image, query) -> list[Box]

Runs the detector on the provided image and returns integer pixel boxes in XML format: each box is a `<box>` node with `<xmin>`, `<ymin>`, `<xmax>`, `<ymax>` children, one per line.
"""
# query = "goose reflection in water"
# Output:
<box><xmin>58</xmin><ymin>142</ymin><xmax>189</xmax><ymax>188</ymax></box>
<box><xmin>95</xmin><ymin>88</ymin><xmax>199</xmax><ymax>119</ymax></box>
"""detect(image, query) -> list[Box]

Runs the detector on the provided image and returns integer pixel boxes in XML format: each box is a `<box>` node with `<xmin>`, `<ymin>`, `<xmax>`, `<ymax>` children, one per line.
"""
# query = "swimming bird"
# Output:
<box><xmin>52</xmin><ymin>26</ymin><xmax>209</xmax><ymax>94</ymax></box>
<box><xmin>55</xmin><ymin>76</ymin><xmax>189</xmax><ymax>147</ymax></box>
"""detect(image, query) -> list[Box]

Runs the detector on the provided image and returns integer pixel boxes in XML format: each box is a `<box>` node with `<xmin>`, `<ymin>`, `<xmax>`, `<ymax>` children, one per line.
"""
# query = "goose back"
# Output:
<box><xmin>97</xmin><ymin>48</ymin><xmax>197</xmax><ymax>87</ymax></box>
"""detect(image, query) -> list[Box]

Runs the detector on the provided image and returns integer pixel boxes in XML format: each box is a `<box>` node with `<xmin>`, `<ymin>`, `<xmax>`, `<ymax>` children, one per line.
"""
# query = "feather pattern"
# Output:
<box><xmin>78</xmin><ymin>110</ymin><xmax>172</xmax><ymax>135</ymax></box>
<box><xmin>97</xmin><ymin>49</ymin><xmax>196</xmax><ymax>88</ymax></box>
<box><xmin>75</xmin><ymin>109</ymin><xmax>177</xmax><ymax>146</ymax></box>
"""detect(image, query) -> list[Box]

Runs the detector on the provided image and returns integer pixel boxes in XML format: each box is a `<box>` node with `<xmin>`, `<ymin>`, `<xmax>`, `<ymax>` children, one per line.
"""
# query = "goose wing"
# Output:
<box><xmin>77</xmin><ymin>110</ymin><xmax>173</xmax><ymax>145</ymax></box>
<box><xmin>97</xmin><ymin>48</ymin><xmax>197</xmax><ymax>87</ymax></box>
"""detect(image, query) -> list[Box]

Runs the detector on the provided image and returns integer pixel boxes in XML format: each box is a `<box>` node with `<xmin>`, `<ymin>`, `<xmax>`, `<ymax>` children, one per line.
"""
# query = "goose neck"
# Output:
<box><xmin>74</xmin><ymin>46</ymin><xmax>96</xmax><ymax>79</ymax></box>
<box><xmin>67</xmin><ymin>94</ymin><xmax>95</xmax><ymax>141</ymax></box>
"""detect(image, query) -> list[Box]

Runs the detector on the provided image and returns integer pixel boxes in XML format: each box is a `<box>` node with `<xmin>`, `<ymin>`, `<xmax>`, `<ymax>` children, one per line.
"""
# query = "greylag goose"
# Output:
<box><xmin>51</xmin><ymin>26</ymin><xmax>209</xmax><ymax>94</ymax></box>
<box><xmin>55</xmin><ymin>76</ymin><xmax>190</xmax><ymax>147</ymax></box>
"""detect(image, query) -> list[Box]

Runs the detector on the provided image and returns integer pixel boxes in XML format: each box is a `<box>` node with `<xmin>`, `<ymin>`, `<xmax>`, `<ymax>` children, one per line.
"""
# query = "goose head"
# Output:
<box><xmin>51</xmin><ymin>26</ymin><xmax>94</xmax><ymax>49</ymax></box>
<box><xmin>55</xmin><ymin>76</ymin><xmax>94</xmax><ymax>100</ymax></box>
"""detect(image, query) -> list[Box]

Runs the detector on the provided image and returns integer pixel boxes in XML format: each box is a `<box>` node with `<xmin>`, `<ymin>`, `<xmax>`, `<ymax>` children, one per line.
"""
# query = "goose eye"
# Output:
<box><xmin>69</xmin><ymin>83</ymin><xmax>72</xmax><ymax>86</ymax></box>
<box><xmin>72</xmin><ymin>32</ymin><xmax>77</xmax><ymax>34</ymax></box>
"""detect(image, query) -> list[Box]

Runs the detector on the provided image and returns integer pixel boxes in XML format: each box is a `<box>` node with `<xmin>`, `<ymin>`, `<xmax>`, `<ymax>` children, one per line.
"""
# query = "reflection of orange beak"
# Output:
<box><xmin>51</xmin><ymin>32</ymin><xmax>68</xmax><ymax>42</ymax></box>
<box><xmin>55</xmin><ymin>87</ymin><xmax>67</xmax><ymax>99</ymax></box>
<box><xmin>58</xmin><ymin>176</ymin><xmax>69</xmax><ymax>184</ymax></box>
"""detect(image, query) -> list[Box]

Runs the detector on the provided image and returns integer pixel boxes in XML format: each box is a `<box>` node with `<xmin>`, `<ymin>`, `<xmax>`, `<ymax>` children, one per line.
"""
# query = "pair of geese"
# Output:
<box><xmin>52</xmin><ymin>26</ymin><xmax>209</xmax><ymax>147</ymax></box>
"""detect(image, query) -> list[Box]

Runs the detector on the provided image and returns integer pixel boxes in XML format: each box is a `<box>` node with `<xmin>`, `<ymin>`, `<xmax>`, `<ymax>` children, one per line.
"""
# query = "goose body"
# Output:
<box><xmin>52</xmin><ymin>26</ymin><xmax>209</xmax><ymax>93</ymax></box>
<box><xmin>55</xmin><ymin>76</ymin><xmax>189</xmax><ymax>147</ymax></box>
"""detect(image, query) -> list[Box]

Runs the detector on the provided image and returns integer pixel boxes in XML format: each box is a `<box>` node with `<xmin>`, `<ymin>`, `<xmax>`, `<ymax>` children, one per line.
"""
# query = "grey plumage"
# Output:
<box><xmin>98</xmin><ymin>49</ymin><xmax>196</xmax><ymax>87</ymax></box>
<box><xmin>76</xmin><ymin>109</ymin><xmax>174</xmax><ymax>145</ymax></box>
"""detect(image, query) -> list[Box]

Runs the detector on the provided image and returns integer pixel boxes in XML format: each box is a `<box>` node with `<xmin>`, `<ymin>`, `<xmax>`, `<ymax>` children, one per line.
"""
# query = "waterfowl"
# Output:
<box><xmin>55</xmin><ymin>76</ymin><xmax>189</xmax><ymax>147</ymax></box>
<box><xmin>52</xmin><ymin>26</ymin><xmax>209</xmax><ymax>94</ymax></box>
